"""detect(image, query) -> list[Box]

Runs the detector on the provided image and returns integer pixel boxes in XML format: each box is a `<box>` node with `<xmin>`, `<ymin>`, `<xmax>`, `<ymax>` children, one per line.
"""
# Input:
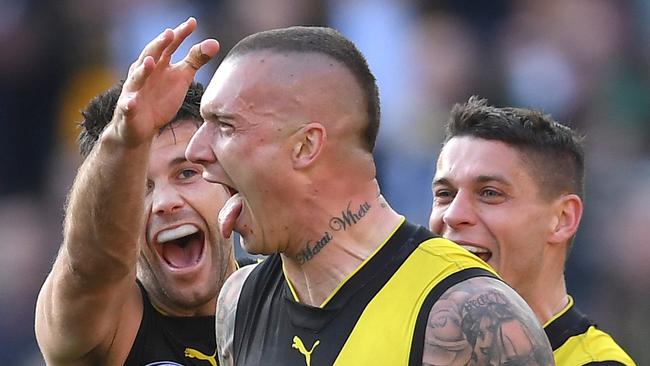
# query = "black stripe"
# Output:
<box><xmin>582</xmin><ymin>362</ymin><xmax>626</xmax><ymax>366</ymax></box>
<box><xmin>544</xmin><ymin>303</ymin><xmax>594</xmax><ymax>350</ymax></box>
<box><xmin>233</xmin><ymin>253</ymin><xmax>283</xmax><ymax>363</ymax></box>
<box><xmin>409</xmin><ymin>267</ymin><xmax>499</xmax><ymax>366</ymax></box>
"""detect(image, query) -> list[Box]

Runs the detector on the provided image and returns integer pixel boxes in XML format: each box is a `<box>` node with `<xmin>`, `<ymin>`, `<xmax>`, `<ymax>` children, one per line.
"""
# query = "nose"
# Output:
<box><xmin>152</xmin><ymin>183</ymin><xmax>184</xmax><ymax>216</ymax></box>
<box><xmin>186</xmin><ymin>122</ymin><xmax>216</xmax><ymax>166</ymax></box>
<box><xmin>440</xmin><ymin>191</ymin><xmax>476</xmax><ymax>230</ymax></box>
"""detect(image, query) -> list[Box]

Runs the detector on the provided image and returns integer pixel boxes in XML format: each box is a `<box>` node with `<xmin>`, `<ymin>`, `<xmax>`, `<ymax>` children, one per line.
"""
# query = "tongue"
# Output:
<box><xmin>219</xmin><ymin>193</ymin><xmax>243</xmax><ymax>239</ymax></box>
<box><xmin>477</xmin><ymin>253</ymin><xmax>491</xmax><ymax>263</ymax></box>
<box><xmin>162</xmin><ymin>236</ymin><xmax>202</xmax><ymax>268</ymax></box>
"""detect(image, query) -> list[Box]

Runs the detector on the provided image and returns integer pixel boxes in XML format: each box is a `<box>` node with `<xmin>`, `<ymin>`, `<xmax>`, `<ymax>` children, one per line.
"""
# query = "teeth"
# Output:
<box><xmin>157</xmin><ymin>224</ymin><xmax>199</xmax><ymax>243</ymax></box>
<box><xmin>461</xmin><ymin>245</ymin><xmax>489</xmax><ymax>254</ymax></box>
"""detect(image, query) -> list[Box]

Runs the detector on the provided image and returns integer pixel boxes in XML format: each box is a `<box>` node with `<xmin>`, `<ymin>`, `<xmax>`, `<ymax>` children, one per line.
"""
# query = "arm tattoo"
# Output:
<box><xmin>296</xmin><ymin>201</ymin><xmax>371</xmax><ymax>264</ymax></box>
<box><xmin>216</xmin><ymin>265</ymin><xmax>256</xmax><ymax>366</ymax></box>
<box><xmin>423</xmin><ymin>277</ymin><xmax>554</xmax><ymax>366</ymax></box>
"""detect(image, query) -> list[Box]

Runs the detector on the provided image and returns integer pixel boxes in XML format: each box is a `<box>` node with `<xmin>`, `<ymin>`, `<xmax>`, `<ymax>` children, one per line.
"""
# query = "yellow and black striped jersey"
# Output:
<box><xmin>544</xmin><ymin>296</ymin><xmax>636</xmax><ymax>366</ymax></box>
<box><xmin>232</xmin><ymin>220</ymin><xmax>498</xmax><ymax>365</ymax></box>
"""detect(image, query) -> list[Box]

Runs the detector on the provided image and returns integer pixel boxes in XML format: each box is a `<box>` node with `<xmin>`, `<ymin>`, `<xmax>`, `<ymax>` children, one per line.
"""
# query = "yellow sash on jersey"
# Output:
<box><xmin>333</xmin><ymin>237</ymin><xmax>496</xmax><ymax>365</ymax></box>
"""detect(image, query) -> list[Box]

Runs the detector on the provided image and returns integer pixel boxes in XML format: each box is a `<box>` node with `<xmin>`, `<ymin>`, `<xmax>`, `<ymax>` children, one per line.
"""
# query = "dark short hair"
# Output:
<box><xmin>443</xmin><ymin>96</ymin><xmax>585</xmax><ymax>200</ymax></box>
<box><xmin>78</xmin><ymin>81</ymin><xmax>205</xmax><ymax>158</ymax></box>
<box><xmin>224</xmin><ymin>26</ymin><xmax>380</xmax><ymax>152</ymax></box>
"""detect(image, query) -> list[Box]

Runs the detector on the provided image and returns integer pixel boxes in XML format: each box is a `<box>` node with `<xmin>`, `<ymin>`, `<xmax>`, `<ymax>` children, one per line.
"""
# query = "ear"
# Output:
<box><xmin>548</xmin><ymin>194</ymin><xmax>583</xmax><ymax>245</ymax></box>
<box><xmin>292</xmin><ymin>122</ymin><xmax>326</xmax><ymax>169</ymax></box>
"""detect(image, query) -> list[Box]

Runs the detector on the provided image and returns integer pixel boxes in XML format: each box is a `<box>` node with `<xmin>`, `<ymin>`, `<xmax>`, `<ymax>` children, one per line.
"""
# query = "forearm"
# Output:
<box><xmin>35</xmin><ymin>126</ymin><xmax>150</xmax><ymax>363</ymax></box>
<box><xmin>63</xmin><ymin>123</ymin><xmax>150</xmax><ymax>282</ymax></box>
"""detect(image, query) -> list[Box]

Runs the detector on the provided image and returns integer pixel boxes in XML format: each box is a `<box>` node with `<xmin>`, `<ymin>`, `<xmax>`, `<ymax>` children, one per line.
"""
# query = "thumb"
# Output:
<box><xmin>182</xmin><ymin>39</ymin><xmax>220</xmax><ymax>71</ymax></box>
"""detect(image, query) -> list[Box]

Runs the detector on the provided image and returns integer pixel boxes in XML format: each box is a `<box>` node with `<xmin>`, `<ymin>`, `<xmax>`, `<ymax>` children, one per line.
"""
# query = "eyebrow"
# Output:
<box><xmin>432</xmin><ymin>177</ymin><xmax>452</xmax><ymax>188</ymax></box>
<box><xmin>432</xmin><ymin>175</ymin><xmax>513</xmax><ymax>188</ymax></box>
<box><xmin>201</xmin><ymin>111</ymin><xmax>237</xmax><ymax>123</ymax></box>
<box><xmin>168</xmin><ymin>156</ymin><xmax>189</xmax><ymax>168</ymax></box>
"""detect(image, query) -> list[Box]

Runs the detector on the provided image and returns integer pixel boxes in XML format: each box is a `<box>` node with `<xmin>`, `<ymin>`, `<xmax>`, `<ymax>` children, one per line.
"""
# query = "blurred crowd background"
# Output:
<box><xmin>1</xmin><ymin>0</ymin><xmax>648</xmax><ymax>364</ymax></box>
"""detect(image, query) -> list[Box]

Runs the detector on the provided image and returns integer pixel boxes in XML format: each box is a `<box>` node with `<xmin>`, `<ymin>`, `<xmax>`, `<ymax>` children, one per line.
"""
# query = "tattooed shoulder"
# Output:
<box><xmin>215</xmin><ymin>263</ymin><xmax>257</xmax><ymax>366</ymax></box>
<box><xmin>422</xmin><ymin>276</ymin><xmax>555</xmax><ymax>366</ymax></box>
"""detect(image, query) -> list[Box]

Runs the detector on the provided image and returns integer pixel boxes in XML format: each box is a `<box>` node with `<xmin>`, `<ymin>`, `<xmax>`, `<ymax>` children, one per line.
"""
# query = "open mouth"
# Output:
<box><xmin>224</xmin><ymin>184</ymin><xmax>239</xmax><ymax>197</ymax></box>
<box><xmin>154</xmin><ymin>224</ymin><xmax>205</xmax><ymax>269</ymax></box>
<box><xmin>459</xmin><ymin>244</ymin><xmax>492</xmax><ymax>263</ymax></box>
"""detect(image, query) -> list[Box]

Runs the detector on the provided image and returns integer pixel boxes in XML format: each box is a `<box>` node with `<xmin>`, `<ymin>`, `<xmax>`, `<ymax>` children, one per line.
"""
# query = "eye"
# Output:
<box><xmin>177</xmin><ymin>169</ymin><xmax>199</xmax><ymax>180</ymax></box>
<box><xmin>479</xmin><ymin>188</ymin><xmax>506</xmax><ymax>203</ymax></box>
<box><xmin>480</xmin><ymin>189</ymin><xmax>499</xmax><ymax>197</ymax></box>
<box><xmin>217</xmin><ymin>121</ymin><xmax>235</xmax><ymax>135</ymax></box>
<box><xmin>146</xmin><ymin>179</ymin><xmax>154</xmax><ymax>194</ymax></box>
<box><xmin>433</xmin><ymin>188</ymin><xmax>454</xmax><ymax>204</ymax></box>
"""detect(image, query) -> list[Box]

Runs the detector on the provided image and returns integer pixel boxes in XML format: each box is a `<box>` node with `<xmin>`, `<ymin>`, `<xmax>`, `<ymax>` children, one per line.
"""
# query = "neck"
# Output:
<box><xmin>282</xmin><ymin>190</ymin><xmax>402</xmax><ymax>306</ymax></box>
<box><xmin>521</xmin><ymin>274</ymin><xmax>569</xmax><ymax>325</ymax></box>
<box><xmin>142</xmin><ymin>258</ymin><xmax>236</xmax><ymax>317</ymax></box>
<box><xmin>148</xmin><ymin>292</ymin><xmax>217</xmax><ymax>317</ymax></box>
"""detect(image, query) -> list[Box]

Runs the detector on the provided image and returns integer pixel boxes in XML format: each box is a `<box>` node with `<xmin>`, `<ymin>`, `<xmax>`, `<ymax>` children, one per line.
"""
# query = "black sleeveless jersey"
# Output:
<box><xmin>124</xmin><ymin>258</ymin><xmax>257</xmax><ymax>365</ymax></box>
<box><xmin>231</xmin><ymin>220</ymin><xmax>498</xmax><ymax>365</ymax></box>
<box><xmin>123</xmin><ymin>281</ymin><xmax>218</xmax><ymax>366</ymax></box>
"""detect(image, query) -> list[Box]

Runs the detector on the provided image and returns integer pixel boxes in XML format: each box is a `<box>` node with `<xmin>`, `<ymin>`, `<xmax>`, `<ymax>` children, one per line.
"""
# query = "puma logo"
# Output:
<box><xmin>184</xmin><ymin>347</ymin><xmax>218</xmax><ymax>366</ymax></box>
<box><xmin>292</xmin><ymin>335</ymin><xmax>320</xmax><ymax>366</ymax></box>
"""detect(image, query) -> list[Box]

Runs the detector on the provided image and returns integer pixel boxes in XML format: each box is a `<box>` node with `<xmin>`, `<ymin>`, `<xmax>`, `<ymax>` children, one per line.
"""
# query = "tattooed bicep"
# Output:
<box><xmin>422</xmin><ymin>276</ymin><xmax>555</xmax><ymax>366</ymax></box>
<box><xmin>215</xmin><ymin>263</ymin><xmax>257</xmax><ymax>366</ymax></box>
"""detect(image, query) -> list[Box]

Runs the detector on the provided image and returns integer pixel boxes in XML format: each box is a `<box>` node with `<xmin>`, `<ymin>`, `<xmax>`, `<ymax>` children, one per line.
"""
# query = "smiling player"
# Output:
<box><xmin>35</xmin><ymin>18</ymin><xmax>236</xmax><ymax>366</ymax></box>
<box><xmin>429</xmin><ymin>96</ymin><xmax>636</xmax><ymax>365</ymax></box>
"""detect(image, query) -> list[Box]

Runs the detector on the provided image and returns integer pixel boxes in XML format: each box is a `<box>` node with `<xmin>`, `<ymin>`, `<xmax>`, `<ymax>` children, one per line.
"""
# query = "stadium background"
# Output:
<box><xmin>0</xmin><ymin>0</ymin><xmax>648</xmax><ymax>364</ymax></box>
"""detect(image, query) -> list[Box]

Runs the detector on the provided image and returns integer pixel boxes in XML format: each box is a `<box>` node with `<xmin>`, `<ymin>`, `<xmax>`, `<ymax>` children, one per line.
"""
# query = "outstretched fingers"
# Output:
<box><xmin>162</xmin><ymin>17</ymin><xmax>198</xmax><ymax>60</ymax></box>
<box><xmin>129</xmin><ymin>28</ymin><xmax>173</xmax><ymax>75</ymax></box>
<box><xmin>119</xmin><ymin>56</ymin><xmax>156</xmax><ymax>116</ymax></box>
<box><xmin>128</xmin><ymin>56</ymin><xmax>155</xmax><ymax>90</ymax></box>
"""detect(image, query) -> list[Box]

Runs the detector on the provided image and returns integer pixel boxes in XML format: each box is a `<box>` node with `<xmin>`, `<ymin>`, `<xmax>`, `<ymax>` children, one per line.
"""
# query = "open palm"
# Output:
<box><xmin>112</xmin><ymin>17</ymin><xmax>219</xmax><ymax>147</ymax></box>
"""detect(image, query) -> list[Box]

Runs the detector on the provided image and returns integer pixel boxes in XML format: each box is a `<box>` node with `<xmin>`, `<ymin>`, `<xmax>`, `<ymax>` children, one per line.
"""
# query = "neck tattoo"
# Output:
<box><xmin>295</xmin><ymin>201</ymin><xmax>372</xmax><ymax>264</ymax></box>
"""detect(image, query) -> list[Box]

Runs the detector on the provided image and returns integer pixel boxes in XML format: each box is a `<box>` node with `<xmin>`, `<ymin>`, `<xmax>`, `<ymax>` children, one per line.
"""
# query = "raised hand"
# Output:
<box><xmin>111</xmin><ymin>17</ymin><xmax>219</xmax><ymax>147</ymax></box>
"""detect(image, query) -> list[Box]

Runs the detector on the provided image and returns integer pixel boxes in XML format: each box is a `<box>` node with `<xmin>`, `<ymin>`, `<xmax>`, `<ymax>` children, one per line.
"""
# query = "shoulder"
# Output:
<box><xmin>215</xmin><ymin>262</ymin><xmax>258</xmax><ymax>366</ymax></box>
<box><xmin>236</xmin><ymin>256</ymin><xmax>260</xmax><ymax>268</ymax></box>
<box><xmin>423</xmin><ymin>276</ymin><xmax>554</xmax><ymax>366</ymax></box>
<box><xmin>418</xmin><ymin>236</ymin><xmax>496</xmax><ymax>271</ymax></box>
<box><xmin>219</xmin><ymin>263</ymin><xmax>258</xmax><ymax>310</ymax></box>
<box><xmin>560</xmin><ymin>326</ymin><xmax>636</xmax><ymax>366</ymax></box>
<box><xmin>218</xmin><ymin>255</ymin><xmax>281</xmax><ymax>318</ymax></box>
<box><xmin>547</xmin><ymin>300</ymin><xmax>635</xmax><ymax>365</ymax></box>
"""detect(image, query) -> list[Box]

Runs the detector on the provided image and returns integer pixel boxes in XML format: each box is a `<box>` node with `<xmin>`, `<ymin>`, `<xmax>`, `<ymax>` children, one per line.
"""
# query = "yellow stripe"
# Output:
<box><xmin>553</xmin><ymin>326</ymin><xmax>636</xmax><ymax>366</ymax></box>
<box><xmin>543</xmin><ymin>295</ymin><xmax>574</xmax><ymax>328</ymax></box>
<box><xmin>333</xmin><ymin>238</ymin><xmax>495</xmax><ymax>364</ymax></box>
